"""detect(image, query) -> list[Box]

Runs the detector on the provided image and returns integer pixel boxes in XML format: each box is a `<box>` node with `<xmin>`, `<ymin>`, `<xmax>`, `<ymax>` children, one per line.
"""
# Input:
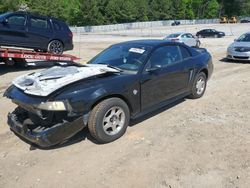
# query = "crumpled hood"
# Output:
<box><xmin>13</xmin><ymin>64</ymin><xmax>120</xmax><ymax>97</ymax></box>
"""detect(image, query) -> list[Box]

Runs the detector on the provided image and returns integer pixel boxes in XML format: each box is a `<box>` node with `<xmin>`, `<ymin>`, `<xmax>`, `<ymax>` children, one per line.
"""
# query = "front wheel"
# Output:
<box><xmin>189</xmin><ymin>72</ymin><xmax>207</xmax><ymax>99</ymax></box>
<box><xmin>47</xmin><ymin>40</ymin><xmax>64</xmax><ymax>54</ymax></box>
<box><xmin>88</xmin><ymin>98</ymin><xmax>130</xmax><ymax>143</ymax></box>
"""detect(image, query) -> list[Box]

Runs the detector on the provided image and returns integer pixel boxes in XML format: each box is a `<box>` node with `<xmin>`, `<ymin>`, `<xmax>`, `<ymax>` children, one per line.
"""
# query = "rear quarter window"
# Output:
<box><xmin>179</xmin><ymin>46</ymin><xmax>191</xmax><ymax>59</ymax></box>
<box><xmin>30</xmin><ymin>16</ymin><xmax>51</xmax><ymax>30</ymax></box>
<box><xmin>53</xmin><ymin>21</ymin><xmax>63</xmax><ymax>31</ymax></box>
<box><xmin>53</xmin><ymin>20</ymin><xmax>69</xmax><ymax>31</ymax></box>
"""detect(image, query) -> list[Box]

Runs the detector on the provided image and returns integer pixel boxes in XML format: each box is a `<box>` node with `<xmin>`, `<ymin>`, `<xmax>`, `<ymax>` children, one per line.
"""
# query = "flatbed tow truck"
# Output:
<box><xmin>0</xmin><ymin>47</ymin><xmax>79</xmax><ymax>66</ymax></box>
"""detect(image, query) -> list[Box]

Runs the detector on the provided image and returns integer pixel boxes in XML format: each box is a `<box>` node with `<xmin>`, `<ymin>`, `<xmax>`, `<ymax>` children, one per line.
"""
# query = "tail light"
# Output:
<box><xmin>68</xmin><ymin>32</ymin><xmax>73</xmax><ymax>38</ymax></box>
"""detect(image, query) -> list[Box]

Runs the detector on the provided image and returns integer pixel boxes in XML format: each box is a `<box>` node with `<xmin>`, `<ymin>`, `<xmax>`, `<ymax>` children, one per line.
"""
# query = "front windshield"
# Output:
<box><xmin>88</xmin><ymin>43</ymin><xmax>151</xmax><ymax>73</ymax></box>
<box><xmin>237</xmin><ymin>33</ymin><xmax>250</xmax><ymax>42</ymax></box>
<box><xmin>166</xmin><ymin>33</ymin><xmax>181</xmax><ymax>38</ymax></box>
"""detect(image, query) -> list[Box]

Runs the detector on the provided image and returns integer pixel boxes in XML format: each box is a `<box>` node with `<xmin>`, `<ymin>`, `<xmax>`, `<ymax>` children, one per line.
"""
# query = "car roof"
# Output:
<box><xmin>168</xmin><ymin>32</ymin><xmax>187</xmax><ymax>35</ymax></box>
<box><xmin>11</xmin><ymin>11</ymin><xmax>64</xmax><ymax>22</ymax></box>
<box><xmin>202</xmin><ymin>29</ymin><xmax>215</xmax><ymax>30</ymax></box>
<box><xmin>115</xmin><ymin>39</ymin><xmax>181</xmax><ymax>47</ymax></box>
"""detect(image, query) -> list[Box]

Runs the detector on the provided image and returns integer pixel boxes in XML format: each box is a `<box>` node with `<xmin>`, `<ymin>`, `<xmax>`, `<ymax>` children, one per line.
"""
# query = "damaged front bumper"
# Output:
<box><xmin>7</xmin><ymin>108</ymin><xmax>86</xmax><ymax>148</ymax></box>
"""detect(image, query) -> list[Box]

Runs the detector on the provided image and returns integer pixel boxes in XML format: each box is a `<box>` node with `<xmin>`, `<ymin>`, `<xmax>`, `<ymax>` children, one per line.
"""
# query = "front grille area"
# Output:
<box><xmin>233</xmin><ymin>56</ymin><xmax>249</xmax><ymax>60</ymax></box>
<box><xmin>234</xmin><ymin>47</ymin><xmax>250</xmax><ymax>52</ymax></box>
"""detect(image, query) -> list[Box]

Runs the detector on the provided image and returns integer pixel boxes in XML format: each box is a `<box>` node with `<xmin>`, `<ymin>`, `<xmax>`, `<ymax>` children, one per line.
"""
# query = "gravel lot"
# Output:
<box><xmin>0</xmin><ymin>24</ymin><xmax>249</xmax><ymax>188</ymax></box>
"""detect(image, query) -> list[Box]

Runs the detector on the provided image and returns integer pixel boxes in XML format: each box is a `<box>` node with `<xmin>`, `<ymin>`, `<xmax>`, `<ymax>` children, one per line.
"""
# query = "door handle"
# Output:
<box><xmin>140</xmin><ymin>75</ymin><xmax>152</xmax><ymax>84</ymax></box>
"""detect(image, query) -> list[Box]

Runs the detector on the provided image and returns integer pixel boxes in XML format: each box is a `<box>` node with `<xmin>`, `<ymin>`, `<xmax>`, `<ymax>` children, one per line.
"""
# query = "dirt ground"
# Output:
<box><xmin>0</xmin><ymin>24</ymin><xmax>250</xmax><ymax>188</ymax></box>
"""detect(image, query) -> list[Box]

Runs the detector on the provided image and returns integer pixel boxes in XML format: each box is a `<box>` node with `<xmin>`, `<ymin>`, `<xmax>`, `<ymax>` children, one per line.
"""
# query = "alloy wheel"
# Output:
<box><xmin>196</xmin><ymin>77</ymin><xmax>206</xmax><ymax>95</ymax></box>
<box><xmin>102</xmin><ymin>106</ymin><xmax>126</xmax><ymax>136</ymax></box>
<box><xmin>48</xmin><ymin>40</ymin><xmax>63</xmax><ymax>54</ymax></box>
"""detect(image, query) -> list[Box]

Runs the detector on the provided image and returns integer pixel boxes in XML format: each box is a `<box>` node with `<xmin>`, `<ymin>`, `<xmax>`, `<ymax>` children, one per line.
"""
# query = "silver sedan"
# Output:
<box><xmin>164</xmin><ymin>32</ymin><xmax>200</xmax><ymax>47</ymax></box>
<box><xmin>227</xmin><ymin>32</ymin><xmax>250</xmax><ymax>61</ymax></box>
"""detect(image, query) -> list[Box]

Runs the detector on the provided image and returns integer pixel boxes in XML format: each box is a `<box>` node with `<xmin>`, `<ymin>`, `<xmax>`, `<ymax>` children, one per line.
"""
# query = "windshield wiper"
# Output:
<box><xmin>53</xmin><ymin>61</ymin><xmax>87</xmax><ymax>67</ymax></box>
<box><xmin>98</xmin><ymin>63</ymin><xmax>123</xmax><ymax>72</ymax></box>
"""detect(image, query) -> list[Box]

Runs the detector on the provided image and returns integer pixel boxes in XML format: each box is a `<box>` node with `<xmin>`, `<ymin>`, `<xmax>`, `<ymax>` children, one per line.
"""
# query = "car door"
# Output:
<box><xmin>208</xmin><ymin>29</ymin><xmax>215</xmax><ymax>37</ymax></box>
<box><xmin>0</xmin><ymin>13</ymin><xmax>28</xmax><ymax>46</ymax></box>
<box><xmin>186</xmin><ymin>33</ymin><xmax>197</xmax><ymax>47</ymax></box>
<box><xmin>202</xmin><ymin>29</ymin><xmax>209</xmax><ymax>37</ymax></box>
<box><xmin>140</xmin><ymin>45</ymin><xmax>190</xmax><ymax>111</ymax></box>
<box><xmin>27</xmin><ymin>15</ymin><xmax>53</xmax><ymax>49</ymax></box>
<box><xmin>182</xmin><ymin>33</ymin><xmax>196</xmax><ymax>47</ymax></box>
<box><xmin>180</xmin><ymin>34</ymin><xmax>189</xmax><ymax>45</ymax></box>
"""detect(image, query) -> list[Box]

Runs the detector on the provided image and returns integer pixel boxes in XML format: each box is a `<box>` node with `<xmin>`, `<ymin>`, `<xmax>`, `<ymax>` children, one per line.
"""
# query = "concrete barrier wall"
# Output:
<box><xmin>70</xmin><ymin>19</ymin><xmax>220</xmax><ymax>33</ymax></box>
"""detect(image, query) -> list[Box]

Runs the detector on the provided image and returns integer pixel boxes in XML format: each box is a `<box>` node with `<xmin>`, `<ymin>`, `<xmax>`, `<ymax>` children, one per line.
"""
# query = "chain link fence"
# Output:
<box><xmin>71</xmin><ymin>18</ymin><xmax>250</xmax><ymax>40</ymax></box>
<box><xmin>70</xmin><ymin>19</ymin><xmax>219</xmax><ymax>33</ymax></box>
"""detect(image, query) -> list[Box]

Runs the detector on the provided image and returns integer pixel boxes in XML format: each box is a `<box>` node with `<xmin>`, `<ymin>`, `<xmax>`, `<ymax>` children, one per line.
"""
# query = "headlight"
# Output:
<box><xmin>227</xmin><ymin>45</ymin><xmax>233</xmax><ymax>52</ymax></box>
<box><xmin>36</xmin><ymin>101</ymin><xmax>67</xmax><ymax>111</ymax></box>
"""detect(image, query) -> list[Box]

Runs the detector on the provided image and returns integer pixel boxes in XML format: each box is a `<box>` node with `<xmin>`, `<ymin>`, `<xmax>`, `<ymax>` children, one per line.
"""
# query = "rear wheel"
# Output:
<box><xmin>88</xmin><ymin>98</ymin><xmax>130</xmax><ymax>143</ymax></box>
<box><xmin>189</xmin><ymin>72</ymin><xmax>207</xmax><ymax>99</ymax></box>
<box><xmin>47</xmin><ymin>40</ymin><xmax>64</xmax><ymax>54</ymax></box>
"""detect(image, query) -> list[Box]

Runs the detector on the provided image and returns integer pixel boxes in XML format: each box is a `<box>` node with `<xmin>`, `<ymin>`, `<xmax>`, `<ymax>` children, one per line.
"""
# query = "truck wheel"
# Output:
<box><xmin>88</xmin><ymin>98</ymin><xmax>130</xmax><ymax>143</ymax></box>
<box><xmin>13</xmin><ymin>58</ymin><xmax>28</xmax><ymax>67</ymax></box>
<box><xmin>189</xmin><ymin>72</ymin><xmax>207</xmax><ymax>99</ymax></box>
<box><xmin>47</xmin><ymin>40</ymin><xmax>64</xmax><ymax>54</ymax></box>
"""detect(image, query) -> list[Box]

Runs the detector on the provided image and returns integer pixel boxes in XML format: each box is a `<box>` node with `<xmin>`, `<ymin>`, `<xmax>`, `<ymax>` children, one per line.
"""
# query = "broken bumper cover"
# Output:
<box><xmin>7</xmin><ymin>112</ymin><xmax>85</xmax><ymax>148</ymax></box>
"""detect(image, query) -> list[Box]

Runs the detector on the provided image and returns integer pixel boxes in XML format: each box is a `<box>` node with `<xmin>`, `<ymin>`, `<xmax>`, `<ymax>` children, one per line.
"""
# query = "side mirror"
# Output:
<box><xmin>1</xmin><ymin>19</ymin><xmax>8</xmax><ymax>24</ymax></box>
<box><xmin>146</xmin><ymin>65</ymin><xmax>161</xmax><ymax>73</ymax></box>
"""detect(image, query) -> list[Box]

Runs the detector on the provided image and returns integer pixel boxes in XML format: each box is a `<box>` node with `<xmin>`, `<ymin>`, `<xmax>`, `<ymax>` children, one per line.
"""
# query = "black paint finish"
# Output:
<box><xmin>4</xmin><ymin>40</ymin><xmax>213</xmax><ymax>147</ymax></box>
<box><xmin>0</xmin><ymin>12</ymin><xmax>73</xmax><ymax>52</ymax></box>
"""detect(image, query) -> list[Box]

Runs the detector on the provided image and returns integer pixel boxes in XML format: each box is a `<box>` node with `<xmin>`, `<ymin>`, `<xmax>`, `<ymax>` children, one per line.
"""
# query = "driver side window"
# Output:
<box><xmin>147</xmin><ymin>45</ymin><xmax>182</xmax><ymax>69</ymax></box>
<box><xmin>7</xmin><ymin>15</ymin><xmax>26</xmax><ymax>26</ymax></box>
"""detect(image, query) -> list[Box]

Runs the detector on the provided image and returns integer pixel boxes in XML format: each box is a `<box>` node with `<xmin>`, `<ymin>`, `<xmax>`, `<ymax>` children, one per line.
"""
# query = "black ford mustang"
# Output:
<box><xmin>0</xmin><ymin>12</ymin><xmax>73</xmax><ymax>54</ymax></box>
<box><xmin>4</xmin><ymin>40</ymin><xmax>213</xmax><ymax>147</ymax></box>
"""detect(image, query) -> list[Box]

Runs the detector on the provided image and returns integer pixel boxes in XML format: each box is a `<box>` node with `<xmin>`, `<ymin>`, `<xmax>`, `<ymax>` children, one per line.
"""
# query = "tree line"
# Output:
<box><xmin>0</xmin><ymin>0</ymin><xmax>249</xmax><ymax>26</ymax></box>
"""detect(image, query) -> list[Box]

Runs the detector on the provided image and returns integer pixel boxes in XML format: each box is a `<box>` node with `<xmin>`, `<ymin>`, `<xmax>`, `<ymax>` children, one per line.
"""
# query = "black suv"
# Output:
<box><xmin>0</xmin><ymin>12</ymin><xmax>73</xmax><ymax>54</ymax></box>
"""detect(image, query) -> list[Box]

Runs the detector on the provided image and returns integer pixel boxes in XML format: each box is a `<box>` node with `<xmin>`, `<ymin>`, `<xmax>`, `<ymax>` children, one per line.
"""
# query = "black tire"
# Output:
<box><xmin>189</xmin><ymin>72</ymin><xmax>207</xmax><ymax>99</ymax></box>
<box><xmin>13</xmin><ymin>58</ymin><xmax>28</xmax><ymax>67</ymax></box>
<box><xmin>214</xmin><ymin>34</ymin><xmax>218</xmax><ymax>38</ymax></box>
<box><xmin>47</xmin><ymin>40</ymin><xmax>64</xmax><ymax>54</ymax></box>
<box><xmin>88</xmin><ymin>98</ymin><xmax>130</xmax><ymax>143</ymax></box>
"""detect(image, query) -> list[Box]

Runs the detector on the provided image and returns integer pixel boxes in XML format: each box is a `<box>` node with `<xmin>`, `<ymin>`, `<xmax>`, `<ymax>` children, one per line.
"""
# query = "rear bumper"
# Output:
<box><xmin>8</xmin><ymin>110</ymin><xmax>85</xmax><ymax>148</ymax></box>
<box><xmin>64</xmin><ymin>43</ymin><xmax>74</xmax><ymax>51</ymax></box>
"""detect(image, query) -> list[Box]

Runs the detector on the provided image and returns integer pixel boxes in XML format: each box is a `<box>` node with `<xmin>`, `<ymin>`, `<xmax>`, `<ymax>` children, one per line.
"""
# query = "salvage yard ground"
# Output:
<box><xmin>0</xmin><ymin>24</ymin><xmax>250</xmax><ymax>188</ymax></box>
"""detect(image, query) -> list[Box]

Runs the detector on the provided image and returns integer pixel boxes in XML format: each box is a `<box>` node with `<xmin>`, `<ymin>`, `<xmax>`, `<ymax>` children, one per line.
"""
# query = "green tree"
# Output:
<box><xmin>0</xmin><ymin>0</ymin><xmax>249</xmax><ymax>26</ymax></box>
<box><xmin>148</xmin><ymin>0</ymin><xmax>173</xmax><ymax>20</ymax></box>
<box><xmin>204</xmin><ymin>0</ymin><xmax>219</xmax><ymax>18</ymax></box>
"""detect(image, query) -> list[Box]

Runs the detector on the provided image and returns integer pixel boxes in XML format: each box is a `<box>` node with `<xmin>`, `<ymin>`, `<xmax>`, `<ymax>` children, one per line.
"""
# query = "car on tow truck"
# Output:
<box><xmin>4</xmin><ymin>40</ymin><xmax>213</xmax><ymax>147</ymax></box>
<box><xmin>0</xmin><ymin>11</ymin><xmax>73</xmax><ymax>54</ymax></box>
